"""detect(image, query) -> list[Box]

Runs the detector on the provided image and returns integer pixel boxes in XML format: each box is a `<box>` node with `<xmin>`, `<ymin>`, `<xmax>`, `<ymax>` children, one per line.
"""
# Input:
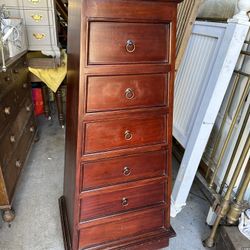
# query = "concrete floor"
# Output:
<box><xmin>0</xmin><ymin>113</ymin><xmax>213</xmax><ymax>250</ymax></box>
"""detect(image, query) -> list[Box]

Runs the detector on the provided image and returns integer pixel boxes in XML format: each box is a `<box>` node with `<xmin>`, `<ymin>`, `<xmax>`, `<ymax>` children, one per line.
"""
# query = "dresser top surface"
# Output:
<box><xmin>0</xmin><ymin>50</ymin><xmax>27</xmax><ymax>72</ymax></box>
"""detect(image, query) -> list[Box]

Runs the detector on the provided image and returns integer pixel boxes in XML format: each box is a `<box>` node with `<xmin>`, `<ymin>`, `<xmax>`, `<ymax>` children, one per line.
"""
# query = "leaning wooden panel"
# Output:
<box><xmin>176</xmin><ymin>0</ymin><xmax>203</xmax><ymax>70</ymax></box>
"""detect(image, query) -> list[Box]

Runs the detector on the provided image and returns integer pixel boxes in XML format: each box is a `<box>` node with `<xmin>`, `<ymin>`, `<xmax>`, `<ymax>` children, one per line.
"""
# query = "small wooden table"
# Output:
<box><xmin>28</xmin><ymin>56</ymin><xmax>66</xmax><ymax>127</ymax></box>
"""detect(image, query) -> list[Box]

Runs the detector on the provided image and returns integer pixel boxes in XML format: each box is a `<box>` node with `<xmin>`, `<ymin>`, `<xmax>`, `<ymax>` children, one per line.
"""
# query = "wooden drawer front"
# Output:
<box><xmin>12</xmin><ymin>60</ymin><xmax>29</xmax><ymax>106</ymax></box>
<box><xmin>11</xmin><ymin>57</ymin><xmax>28</xmax><ymax>84</ymax></box>
<box><xmin>0</xmin><ymin>90</ymin><xmax>20</xmax><ymax>134</ymax></box>
<box><xmin>3</xmin><ymin>116</ymin><xmax>36</xmax><ymax>199</ymax></box>
<box><xmin>80</xmin><ymin>178</ymin><xmax>165</xmax><ymax>221</ymax></box>
<box><xmin>0</xmin><ymin>88</ymin><xmax>31</xmax><ymax>136</ymax></box>
<box><xmin>86</xmin><ymin>0</ymin><xmax>175</xmax><ymax>21</ymax></box>
<box><xmin>88</xmin><ymin>22</ymin><xmax>169</xmax><ymax>65</ymax></box>
<box><xmin>79</xmin><ymin>206</ymin><xmax>165</xmax><ymax>249</ymax></box>
<box><xmin>0</xmin><ymin>97</ymin><xmax>33</xmax><ymax>168</ymax></box>
<box><xmin>81</xmin><ymin>150</ymin><xmax>166</xmax><ymax>190</ymax></box>
<box><xmin>86</xmin><ymin>74</ymin><xmax>168</xmax><ymax>112</ymax></box>
<box><xmin>84</xmin><ymin>116</ymin><xmax>166</xmax><ymax>154</ymax></box>
<box><xmin>0</xmin><ymin>70</ymin><xmax>14</xmax><ymax>95</ymax></box>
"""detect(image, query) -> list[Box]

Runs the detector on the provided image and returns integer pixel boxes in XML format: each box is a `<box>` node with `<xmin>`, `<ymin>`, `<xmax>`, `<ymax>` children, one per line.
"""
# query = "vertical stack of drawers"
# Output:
<box><xmin>60</xmin><ymin>0</ymin><xmax>182</xmax><ymax>249</ymax></box>
<box><xmin>3</xmin><ymin>0</ymin><xmax>60</xmax><ymax>58</ymax></box>
<box><xmin>0</xmin><ymin>53</ymin><xmax>37</xmax><ymax>222</ymax></box>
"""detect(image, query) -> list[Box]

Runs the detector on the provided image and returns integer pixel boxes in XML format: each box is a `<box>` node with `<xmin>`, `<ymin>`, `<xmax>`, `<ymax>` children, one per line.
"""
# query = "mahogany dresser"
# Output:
<box><xmin>0</xmin><ymin>52</ymin><xmax>37</xmax><ymax>222</ymax></box>
<box><xmin>60</xmin><ymin>0</ymin><xmax>182</xmax><ymax>249</ymax></box>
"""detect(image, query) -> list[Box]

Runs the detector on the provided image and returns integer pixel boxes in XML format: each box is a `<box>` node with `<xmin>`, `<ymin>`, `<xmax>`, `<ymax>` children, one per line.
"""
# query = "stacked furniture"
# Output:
<box><xmin>2</xmin><ymin>0</ymin><xmax>60</xmax><ymax>58</ymax></box>
<box><xmin>0</xmin><ymin>52</ymin><xmax>37</xmax><ymax>222</ymax></box>
<box><xmin>60</xmin><ymin>0</ymin><xmax>182</xmax><ymax>249</ymax></box>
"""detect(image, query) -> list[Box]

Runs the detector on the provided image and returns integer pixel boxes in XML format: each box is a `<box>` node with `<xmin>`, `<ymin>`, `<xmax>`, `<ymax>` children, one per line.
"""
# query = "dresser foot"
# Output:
<box><xmin>2</xmin><ymin>208</ymin><xmax>15</xmax><ymax>223</ymax></box>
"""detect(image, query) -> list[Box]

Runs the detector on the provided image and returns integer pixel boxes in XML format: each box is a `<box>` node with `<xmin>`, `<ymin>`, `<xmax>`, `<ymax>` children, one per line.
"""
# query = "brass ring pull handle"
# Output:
<box><xmin>125</xmin><ymin>88</ymin><xmax>135</xmax><ymax>99</ymax></box>
<box><xmin>4</xmin><ymin>107</ymin><xmax>11</xmax><ymax>115</ymax></box>
<box><xmin>10</xmin><ymin>135</ymin><xmax>16</xmax><ymax>143</ymax></box>
<box><xmin>121</xmin><ymin>197</ymin><xmax>129</xmax><ymax>207</ymax></box>
<box><xmin>126</xmin><ymin>40</ymin><xmax>135</xmax><ymax>53</ymax></box>
<box><xmin>123</xmin><ymin>166</ymin><xmax>131</xmax><ymax>176</ymax></box>
<box><xmin>124</xmin><ymin>130</ymin><xmax>132</xmax><ymax>140</ymax></box>
<box><xmin>15</xmin><ymin>160</ymin><xmax>22</xmax><ymax>168</ymax></box>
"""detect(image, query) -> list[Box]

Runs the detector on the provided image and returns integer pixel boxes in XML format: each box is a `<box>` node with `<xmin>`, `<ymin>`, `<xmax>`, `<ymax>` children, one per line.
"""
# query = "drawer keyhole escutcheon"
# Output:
<box><xmin>26</xmin><ymin>106</ymin><xmax>31</xmax><ymax>112</ymax></box>
<box><xmin>121</xmin><ymin>197</ymin><xmax>129</xmax><ymax>207</ymax></box>
<box><xmin>10</xmin><ymin>135</ymin><xmax>15</xmax><ymax>143</ymax></box>
<box><xmin>126</xmin><ymin>40</ymin><xmax>136</xmax><ymax>53</ymax></box>
<box><xmin>125</xmin><ymin>88</ymin><xmax>135</xmax><ymax>99</ymax></box>
<box><xmin>124</xmin><ymin>130</ymin><xmax>132</xmax><ymax>140</ymax></box>
<box><xmin>23</xmin><ymin>83</ymin><xmax>28</xmax><ymax>89</ymax></box>
<box><xmin>123</xmin><ymin>166</ymin><xmax>131</xmax><ymax>176</ymax></box>
<box><xmin>30</xmin><ymin>126</ymin><xmax>35</xmax><ymax>133</ymax></box>
<box><xmin>4</xmin><ymin>107</ymin><xmax>11</xmax><ymax>115</ymax></box>
<box><xmin>15</xmin><ymin>160</ymin><xmax>22</xmax><ymax>168</ymax></box>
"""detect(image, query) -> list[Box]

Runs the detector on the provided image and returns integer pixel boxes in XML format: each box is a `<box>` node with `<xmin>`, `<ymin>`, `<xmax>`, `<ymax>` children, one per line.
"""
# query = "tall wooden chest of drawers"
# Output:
<box><xmin>60</xmin><ymin>0</ymin><xmax>182</xmax><ymax>249</ymax></box>
<box><xmin>0</xmin><ymin>52</ymin><xmax>37</xmax><ymax>222</ymax></box>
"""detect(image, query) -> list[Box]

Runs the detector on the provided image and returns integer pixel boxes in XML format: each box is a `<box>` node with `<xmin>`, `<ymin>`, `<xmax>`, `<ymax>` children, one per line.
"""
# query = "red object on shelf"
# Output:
<box><xmin>32</xmin><ymin>88</ymin><xmax>44</xmax><ymax>116</ymax></box>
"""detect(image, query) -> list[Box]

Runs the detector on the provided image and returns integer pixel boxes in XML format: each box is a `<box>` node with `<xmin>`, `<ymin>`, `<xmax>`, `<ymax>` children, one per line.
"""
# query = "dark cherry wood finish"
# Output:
<box><xmin>81</xmin><ymin>150</ymin><xmax>167</xmax><ymax>190</ymax></box>
<box><xmin>80</xmin><ymin>177</ymin><xmax>166</xmax><ymax>221</ymax></box>
<box><xmin>83</xmin><ymin>115</ymin><xmax>167</xmax><ymax>154</ymax></box>
<box><xmin>0</xmin><ymin>52</ymin><xmax>37</xmax><ymax>222</ymax></box>
<box><xmin>86</xmin><ymin>74</ymin><xmax>168</xmax><ymax>112</ymax></box>
<box><xmin>61</xmin><ymin>0</ymin><xmax>182</xmax><ymax>249</ymax></box>
<box><xmin>88</xmin><ymin>22</ymin><xmax>169</xmax><ymax>65</ymax></box>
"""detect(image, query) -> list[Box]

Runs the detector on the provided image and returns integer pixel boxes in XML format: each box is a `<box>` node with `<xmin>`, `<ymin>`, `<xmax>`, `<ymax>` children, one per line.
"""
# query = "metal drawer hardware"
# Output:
<box><xmin>126</xmin><ymin>40</ymin><xmax>136</xmax><ymax>53</ymax></box>
<box><xmin>5</xmin><ymin>76</ymin><xmax>10</xmax><ymax>81</ymax></box>
<box><xmin>30</xmin><ymin>126</ymin><xmax>35</xmax><ymax>132</ymax></box>
<box><xmin>4</xmin><ymin>107</ymin><xmax>11</xmax><ymax>115</ymax></box>
<box><xmin>31</xmin><ymin>14</ymin><xmax>43</xmax><ymax>22</ymax></box>
<box><xmin>10</xmin><ymin>136</ymin><xmax>16</xmax><ymax>143</ymax></box>
<box><xmin>33</xmin><ymin>33</ymin><xmax>46</xmax><ymax>40</ymax></box>
<box><xmin>125</xmin><ymin>88</ymin><xmax>135</xmax><ymax>99</ymax></box>
<box><xmin>26</xmin><ymin>105</ymin><xmax>31</xmax><ymax>112</ymax></box>
<box><xmin>124</xmin><ymin>130</ymin><xmax>132</xmax><ymax>140</ymax></box>
<box><xmin>29</xmin><ymin>0</ymin><xmax>40</xmax><ymax>4</ymax></box>
<box><xmin>13</xmin><ymin>69</ymin><xmax>19</xmax><ymax>74</ymax></box>
<box><xmin>15</xmin><ymin>160</ymin><xmax>22</xmax><ymax>168</ymax></box>
<box><xmin>121</xmin><ymin>197</ymin><xmax>129</xmax><ymax>207</ymax></box>
<box><xmin>22</xmin><ymin>83</ymin><xmax>28</xmax><ymax>89</ymax></box>
<box><xmin>123</xmin><ymin>166</ymin><xmax>131</xmax><ymax>176</ymax></box>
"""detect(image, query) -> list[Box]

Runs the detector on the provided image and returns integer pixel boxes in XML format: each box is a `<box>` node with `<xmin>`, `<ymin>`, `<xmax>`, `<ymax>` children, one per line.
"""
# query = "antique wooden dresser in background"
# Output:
<box><xmin>0</xmin><ymin>52</ymin><xmax>37</xmax><ymax>222</ymax></box>
<box><xmin>60</xmin><ymin>0</ymin><xmax>182</xmax><ymax>249</ymax></box>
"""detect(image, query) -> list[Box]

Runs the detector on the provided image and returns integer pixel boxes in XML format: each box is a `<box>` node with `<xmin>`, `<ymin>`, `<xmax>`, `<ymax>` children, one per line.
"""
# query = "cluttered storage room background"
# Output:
<box><xmin>0</xmin><ymin>0</ymin><xmax>250</xmax><ymax>249</ymax></box>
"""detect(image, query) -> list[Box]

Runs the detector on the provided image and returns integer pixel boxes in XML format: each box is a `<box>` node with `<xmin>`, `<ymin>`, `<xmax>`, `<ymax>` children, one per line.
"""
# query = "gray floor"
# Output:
<box><xmin>0</xmin><ymin>113</ymin><xmax>213</xmax><ymax>250</ymax></box>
